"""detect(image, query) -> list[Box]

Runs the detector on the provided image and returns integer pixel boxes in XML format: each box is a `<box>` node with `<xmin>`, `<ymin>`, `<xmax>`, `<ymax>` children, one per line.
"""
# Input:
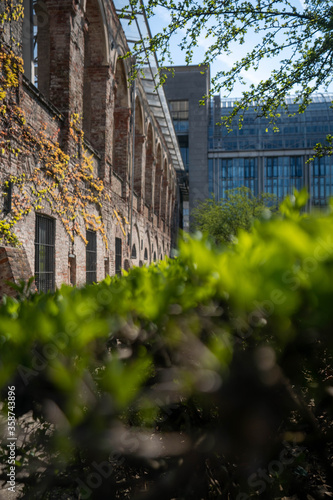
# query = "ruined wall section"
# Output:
<box><xmin>0</xmin><ymin>0</ymin><xmax>177</xmax><ymax>293</ymax></box>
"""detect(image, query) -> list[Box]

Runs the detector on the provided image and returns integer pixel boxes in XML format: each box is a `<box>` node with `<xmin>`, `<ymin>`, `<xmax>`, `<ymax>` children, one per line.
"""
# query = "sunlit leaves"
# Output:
<box><xmin>123</xmin><ymin>0</ymin><xmax>333</xmax><ymax>127</ymax></box>
<box><xmin>192</xmin><ymin>186</ymin><xmax>278</xmax><ymax>244</ymax></box>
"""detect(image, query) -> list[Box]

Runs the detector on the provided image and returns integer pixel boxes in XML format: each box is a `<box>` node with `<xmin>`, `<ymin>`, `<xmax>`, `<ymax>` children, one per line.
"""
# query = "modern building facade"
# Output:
<box><xmin>209</xmin><ymin>94</ymin><xmax>333</xmax><ymax>208</ymax></box>
<box><xmin>164</xmin><ymin>65</ymin><xmax>333</xmax><ymax>218</ymax></box>
<box><xmin>163</xmin><ymin>65</ymin><xmax>210</xmax><ymax>229</ymax></box>
<box><xmin>0</xmin><ymin>0</ymin><xmax>183</xmax><ymax>296</ymax></box>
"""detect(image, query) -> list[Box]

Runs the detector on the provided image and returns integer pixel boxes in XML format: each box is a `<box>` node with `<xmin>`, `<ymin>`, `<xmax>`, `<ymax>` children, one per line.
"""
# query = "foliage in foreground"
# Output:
<box><xmin>0</xmin><ymin>193</ymin><xmax>332</xmax><ymax>499</ymax></box>
<box><xmin>192</xmin><ymin>187</ymin><xmax>277</xmax><ymax>244</ymax></box>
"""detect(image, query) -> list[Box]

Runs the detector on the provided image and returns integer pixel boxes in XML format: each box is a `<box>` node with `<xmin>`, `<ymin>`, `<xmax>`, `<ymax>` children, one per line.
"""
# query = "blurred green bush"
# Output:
<box><xmin>0</xmin><ymin>191</ymin><xmax>332</xmax><ymax>499</ymax></box>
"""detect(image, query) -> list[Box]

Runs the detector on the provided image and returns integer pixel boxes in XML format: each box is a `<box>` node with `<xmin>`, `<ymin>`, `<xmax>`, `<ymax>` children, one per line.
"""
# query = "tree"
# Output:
<box><xmin>125</xmin><ymin>0</ymin><xmax>333</xmax><ymax>125</ymax></box>
<box><xmin>192</xmin><ymin>187</ymin><xmax>277</xmax><ymax>243</ymax></box>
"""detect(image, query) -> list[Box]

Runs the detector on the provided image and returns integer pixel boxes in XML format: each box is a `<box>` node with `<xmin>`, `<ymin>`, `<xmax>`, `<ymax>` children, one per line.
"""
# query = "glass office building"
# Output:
<box><xmin>208</xmin><ymin>94</ymin><xmax>333</xmax><ymax>207</ymax></box>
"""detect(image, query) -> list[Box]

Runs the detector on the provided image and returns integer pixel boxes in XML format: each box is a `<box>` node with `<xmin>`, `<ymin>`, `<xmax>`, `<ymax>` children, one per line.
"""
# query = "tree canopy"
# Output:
<box><xmin>192</xmin><ymin>187</ymin><xmax>277</xmax><ymax>244</ymax></box>
<box><xmin>125</xmin><ymin>0</ymin><xmax>333</xmax><ymax>124</ymax></box>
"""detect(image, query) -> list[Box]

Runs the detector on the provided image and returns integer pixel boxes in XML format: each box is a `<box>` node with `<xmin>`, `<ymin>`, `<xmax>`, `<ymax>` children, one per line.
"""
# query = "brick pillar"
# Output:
<box><xmin>161</xmin><ymin>173</ymin><xmax>168</xmax><ymax>221</ymax></box>
<box><xmin>134</xmin><ymin>134</ymin><xmax>145</xmax><ymax>210</ymax></box>
<box><xmin>0</xmin><ymin>246</ymin><xmax>34</xmax><ymax>298</ymax></box>
<box><xmin>83</xmin><ymin>65</ymin><xmax>111</xmax><ymax>179</ymax></box>
<box><xmin>48</xmin><ymin>3</ymin><xmax>75</xmax><ymax>113</ymax></box>
<box><xmin>113</xmin><ymin>107</ymin><xmax>130</xmax><ymax>198</ymax></box>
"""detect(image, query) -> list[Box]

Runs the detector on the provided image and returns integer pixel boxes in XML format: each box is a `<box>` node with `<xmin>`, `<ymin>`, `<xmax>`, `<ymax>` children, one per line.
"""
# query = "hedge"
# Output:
<box><xmin>0</xmin><ymin>191</ymin><xmax>332</xmax><ymax>499</ymax></box>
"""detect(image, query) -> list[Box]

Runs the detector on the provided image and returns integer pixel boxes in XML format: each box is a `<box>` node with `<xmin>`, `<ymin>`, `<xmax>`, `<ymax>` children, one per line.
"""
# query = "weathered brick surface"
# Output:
<box><xmin>0</xmin><ymin>0</ymin><xmax>177</xmax><ymax>295</ymax></box>
<box><xmin>0</xmin><ymin>246</ymin><xmax>33</xmax><ymax>297</ymax></box>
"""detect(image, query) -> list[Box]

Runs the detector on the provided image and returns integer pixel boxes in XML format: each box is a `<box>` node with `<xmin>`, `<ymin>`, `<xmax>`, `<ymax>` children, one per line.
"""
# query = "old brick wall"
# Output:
<box><xmin>0</xmin><ymin>0</ymin><xmax>177</xmax><ymax>295</ymax></box>
<box><xmin>0</xmin><ymin>246</ymin><xmax>33</xmax><ymax>297</ymax></box>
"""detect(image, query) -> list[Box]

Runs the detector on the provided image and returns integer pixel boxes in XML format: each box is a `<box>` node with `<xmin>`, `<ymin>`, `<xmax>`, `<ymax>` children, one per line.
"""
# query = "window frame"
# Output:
<box><xmin>35</xmin><ymin>213</ymin><xmax>55</xmax><ymax>293</ymax></box>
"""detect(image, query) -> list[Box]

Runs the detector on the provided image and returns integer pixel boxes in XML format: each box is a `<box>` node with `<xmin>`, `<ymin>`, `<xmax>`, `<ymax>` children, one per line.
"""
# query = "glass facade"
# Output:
<box><xmin>264</xmin><ymin>157</ymin><xmax>303</xmax><ymax>198</ymax></box>
<box><xmin>178</xmin><ymin>135</ymin><xmax>189</xmax><ymax>171</ymax></box>
<box><xmin>169</xmin><ymin>100</ymin><xmax>190</xmax><ymax>173</ymax></box>
<box><xmin>209</xmin><ymin>158</ymin><xmax>257</xmax><ymax>199</ymax></box>
<box><xmin>311</xmin><ymin>156</ymin><xmax>333</xmax><ymax>206</ymax></box>
<box><xmin>209</xmin><ymin>95</ymin><xmax>333</xmax><ymax>152</ymax></box>
<box><xmin>169</xmin><ymin>100</ymin><xmax>189</xmax><ymax>133</ymax></box>
<box><xmin>208</xmin><ymin>94</ymin><xmax>333</xmax><ymax>207</ymax></box>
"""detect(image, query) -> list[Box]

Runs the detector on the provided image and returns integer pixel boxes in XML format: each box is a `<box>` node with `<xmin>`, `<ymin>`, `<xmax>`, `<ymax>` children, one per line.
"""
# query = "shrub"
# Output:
<box><xmin>0</xmin><ymin>192</ymin><xmax>332</xmax><ymax>499</ymax></box>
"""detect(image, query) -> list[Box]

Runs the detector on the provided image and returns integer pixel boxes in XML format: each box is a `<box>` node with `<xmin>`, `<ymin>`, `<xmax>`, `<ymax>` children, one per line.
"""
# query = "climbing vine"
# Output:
<box><xmin>0</xmin><ymin>2</ymin><xmax>128</xmax><ymax>247</ymax></box>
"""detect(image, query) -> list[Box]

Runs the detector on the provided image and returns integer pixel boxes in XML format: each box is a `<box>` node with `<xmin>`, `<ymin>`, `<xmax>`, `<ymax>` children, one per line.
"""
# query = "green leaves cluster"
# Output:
<box><xmin>124</xmin><ymin>0</ymin><xmax>333</xmax><ymax>125</ymax></box>
<box><xmin>0</xmin><ymin>190</ymin><xmax>332</xmax><ymax>498</ymax></box>
<box><xmin>192</xmin><ymin>186</ymin><xmax>277</xmax><ymax>244</ymax></box>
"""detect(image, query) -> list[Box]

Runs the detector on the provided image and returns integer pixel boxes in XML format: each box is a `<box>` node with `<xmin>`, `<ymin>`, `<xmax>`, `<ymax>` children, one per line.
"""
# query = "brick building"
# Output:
<box><xmin>0</xmin><ymin>0</ymin><xmax>182</xmax><ymax>295</ymax></box>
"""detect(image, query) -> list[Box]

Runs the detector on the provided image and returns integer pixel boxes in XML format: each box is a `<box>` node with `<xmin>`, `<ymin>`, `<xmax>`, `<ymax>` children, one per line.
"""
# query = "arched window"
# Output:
<box><xmin>123</xmin><ymin>259</ymin><xmax>130</xmax><ymax>272</ymax></box>
<box><xmin>144</xmin><ymin>248</ymin><xmax>148</xmax><ymax>260</ymax></box>
<box><xmin>83</xmin><ymin>0</ymin><xmax>109</xmax><ymax>155</ymax></box>
<box><xmin>23</xmin><ymin>0</ymin><xmax>51</xmax><ymax>92</ymax></box>
<box><xmin>134</xmin><ymin>97</ymin><xmax>144</xmax><ymax>202</ymax></box>
<box><xmin>154</xmin><ymin>144</ymin><xmax>162</xmax><ymax>216</ymax></box>
<box><xmin>153</xmin><ymin>251</ymin><xmax>156</xmax><ymax>262</ymax></box>
<box><xmin>113</xmin><ymin>59</ymin><xmax>130</xmax><ymax>185</ymax></box>
<box><xmin>145</xmin><ymin>123</ymin><xmax>154</xmax><ymax>207</ymax></box>
<box><xmin>23</xmin><ymin>0</ymin><xmax>38</xmax><ymax>86</ymax></box>
<box><xmin>131</xmin><ymin>244</ymin><xmax>137</xmax><ymax>259</ymax></box>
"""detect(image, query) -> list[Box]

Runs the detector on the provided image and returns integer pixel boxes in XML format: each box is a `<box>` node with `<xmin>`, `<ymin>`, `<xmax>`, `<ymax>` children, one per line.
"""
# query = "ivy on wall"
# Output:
<box><xmin>0</xmin><ymin>1</ymin><xmax>128</xmax><ymax>248</ymax></box>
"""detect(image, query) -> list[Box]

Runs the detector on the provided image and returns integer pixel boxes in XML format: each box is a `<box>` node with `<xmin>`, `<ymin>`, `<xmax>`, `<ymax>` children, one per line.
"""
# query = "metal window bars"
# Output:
<box><xmin>86</xmin><ymin>230</ymin><xmax>97</xmax><ymax>284</ymax></box>
<box><xmin>35</xmin><ymin>214</ymin><xmax>55</xmax><ymax>292</ymax></box>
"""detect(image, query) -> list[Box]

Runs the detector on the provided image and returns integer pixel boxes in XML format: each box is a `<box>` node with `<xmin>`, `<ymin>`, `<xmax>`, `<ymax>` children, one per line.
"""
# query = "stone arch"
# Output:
<box><xmin>154</xmin><ymin>235</ymin><xmax>159</xmax><ymax>261</ymax></box>
<box><xmin>83</xmin><ymin>0</ymin><xmax>109</xmax><ymax>154</ymax></box>
<box><xmin>134</xmin><ymin>96</ymin><xmax>145</xmax><ymax>202</ymax></box>
<box><xmin>113</xmin><ymin>58</ymin><xmax>130</xmax><ymax>186</ymax></box>
<box><xmin>145</xmin><ymin>230</ymin><xmax>151</xmax><ymax>264</ymax></box>
<box><xmin>29</xmin><ymin>0</ymin><xmax>50</xmax><ymax>94</ymax></box>
<box><xmin>82</xmin><ymin>0</ymin><xmax>110</xmax><ymax>65</ymax></box>
<box><xmin>131</xmin><ymin>223</ymin><xmax>140</xmax><ymax>265</ymax></box>
<box><xmin>145</xmin><ymin>123</ymin><xmax>154</xmax><ymax>207</ymax></box>
<box><xmin>123</xmin><ymin>259</ymin><xmax>130</xmax><ymax>272</ymax></box>
<box><xmin>154</xmin><ymin>143</ymin><xmax>162</xmax><ymax>217</ymax></box>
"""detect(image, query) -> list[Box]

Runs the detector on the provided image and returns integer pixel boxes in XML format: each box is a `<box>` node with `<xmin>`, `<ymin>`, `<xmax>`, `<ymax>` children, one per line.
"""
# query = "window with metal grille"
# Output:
<box><xmin>115</xmin><ymin>237</ymin><xmax>122</xmax><ymax>275</ymax></box>
<box><xmin>3</xmin><ymin>181</ymin><xmax>12</xmax><ymax>214</ymax></box>
<box><xmin>35</xmin><ymin>214</ymin><xmax>55</xmax><ymax>292</ymax></box>
<box><xmin>86</xmin><ymin>230</ymin><xmax>97</xmax><ymax>283</ymax></box>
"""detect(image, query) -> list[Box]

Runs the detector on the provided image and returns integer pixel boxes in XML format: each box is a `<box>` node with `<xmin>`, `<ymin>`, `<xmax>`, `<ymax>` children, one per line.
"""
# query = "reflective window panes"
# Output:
<box><xmin>207</xmin><ymin>94</ymin><xmax>333</xmax><ymax>207</ymax></box>
<box><xmin>311</xmin><ymin>156</ymin><xmax>333</xmax><ymax>206</ymax></box>
<box><xmin>264</xmin><ymin>157</ymin><xmax>303</xmax><ymax>198</ymax></box>
<box><xmin>169</xmin><ymin>100</ymin><xmax>189</xmax><ymax>133</ymax></box>
<box><xmin>209</xmin><ymin>157</ymin><xmax>258</xmax><ymax>200</ymax></box>
<box><xmin>178</xmin><ymin>135</ymin><xmax>189</xmax><ymax>171</ymax></box>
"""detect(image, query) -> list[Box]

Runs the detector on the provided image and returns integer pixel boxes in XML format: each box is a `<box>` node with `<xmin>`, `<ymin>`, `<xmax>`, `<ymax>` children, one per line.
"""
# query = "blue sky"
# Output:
<box><xmin>147</xmin><ymin>0</ymin><xmax>333</xmax><ymax>98</ymax></box>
